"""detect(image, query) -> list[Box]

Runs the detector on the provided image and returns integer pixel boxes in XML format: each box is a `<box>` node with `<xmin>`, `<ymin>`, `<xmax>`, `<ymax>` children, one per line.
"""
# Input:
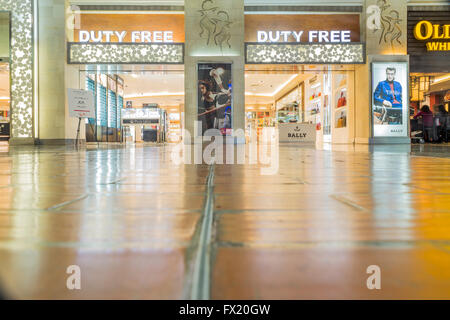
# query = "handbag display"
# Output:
<box><xmin>337</xmin><ymin>91</ymin><xmax>346</xmax><ymax>108</ymax></box>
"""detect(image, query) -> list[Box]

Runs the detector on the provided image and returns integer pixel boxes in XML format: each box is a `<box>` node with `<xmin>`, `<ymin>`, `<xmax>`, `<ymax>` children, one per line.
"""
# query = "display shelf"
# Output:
<box><xmin>334</xmin><ymin>84</ymin><xmax>348</xmax><ymax>110</ymax></box>
<box><xmin>98</xmin><ymin>84</ymin><xmax>108</xmax><ymax>127</ymax></box>
<box><xmin>334</xmin><ymin>106</ymin><xmax>347</xmax><ymax>129</ymax></box>
<box><xmin>117</xmin><ymin>95</ymin><xmax>123</xmax><ymax>129</ymax></box>
<box><xmin>108</xmin><ymin>89</ymin><xmax>117</xmax><ymax>128</ymax></box>
<box><xmin>305</xmin><ymin>78</ymin><xmax>322</xmax><ymax>125</ymax></box>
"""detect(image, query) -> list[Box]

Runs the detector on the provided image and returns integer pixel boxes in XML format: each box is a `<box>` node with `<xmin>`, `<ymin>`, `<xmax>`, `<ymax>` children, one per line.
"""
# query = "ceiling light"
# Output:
<box><xmin>271</xmin><ymin>74</ymin><xmax>298</xmax><ymax>96</ymax></box>
<box><xmin>433</xmin><ymin>74</ymin><xmax>450</xmax><ymax>84</ymax></box>
<box><xmin>124</xmin><ymin>92</ymin><xmax>185</xmax><ymax>98</ymax></box>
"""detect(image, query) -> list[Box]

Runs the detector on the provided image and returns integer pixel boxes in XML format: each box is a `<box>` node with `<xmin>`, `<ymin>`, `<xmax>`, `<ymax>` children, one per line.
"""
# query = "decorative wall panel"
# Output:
<box><xmin>245</xmin><ymin>43</ymin><xmax>366</xmax><ymax>64</ymax></box>
<box><xmin>0</xmin><ymin>0</ymin><xmax>34</xmax><ymax>138</ymax></box>
<box><xmin>68</xmin><ymin>43</ymin><xmax>184</xmax><ymax>64</ymax></box>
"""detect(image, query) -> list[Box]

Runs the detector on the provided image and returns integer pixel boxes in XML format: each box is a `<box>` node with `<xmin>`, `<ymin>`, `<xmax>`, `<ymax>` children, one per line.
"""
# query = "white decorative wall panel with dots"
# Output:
<box><xmin>68</xmin><ymin>43</ymin><xmax>185</xmax><ymax>64</ymax></box>
<box><xmin>0</xmin><ymin>0</ymin><xmax>34</xmax><ymax>138</ymax></box>
<box><xmin>246</xmin><ymin>43</ymin><xmax>366</xmax><ymax>64</ymax></box>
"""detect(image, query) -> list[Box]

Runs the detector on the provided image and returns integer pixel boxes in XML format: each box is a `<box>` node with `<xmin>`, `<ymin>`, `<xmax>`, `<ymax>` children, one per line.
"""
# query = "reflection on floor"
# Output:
<box><xmin>0</xmin><ymin>143</ymin><xmax>450</xmax><ymax>299</ymax></box>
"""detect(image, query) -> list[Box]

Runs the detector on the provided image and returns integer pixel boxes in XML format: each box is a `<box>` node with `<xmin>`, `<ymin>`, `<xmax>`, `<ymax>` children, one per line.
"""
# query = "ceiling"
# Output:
<box><xmin>245</xmin><ymin>73</ymin><xmax>298</xmax><ymax>105</ymax></box>
<box><xmin>121</xmin><ymin>72</ymin><xmax>184</xmax><ymax>97</ymax></box>
<box><xmin>245</xmin><ymin>73</ymin><xmax>295</xmax><ymax>96</ymax></box>
<box><xmin>70</xmin><ymin>0</ymin><xmax>365</xmax><ymax>5</ymax></box>
<box><xmin>70</xmin><ymin>0</ymin><xmax>449</xmax><ymax>5</ymax></box>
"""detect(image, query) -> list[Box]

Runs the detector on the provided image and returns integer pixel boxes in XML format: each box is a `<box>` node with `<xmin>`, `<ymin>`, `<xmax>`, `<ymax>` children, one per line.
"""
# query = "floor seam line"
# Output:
<box><xmin>187</xmin><ymin>164</ymin><xmax>215</xmax><ymax>300</ymax></box>
<box><xmin>46</xmin><ymin>194</ymin><xmax>89</xmax><ymax>211</ymax></box>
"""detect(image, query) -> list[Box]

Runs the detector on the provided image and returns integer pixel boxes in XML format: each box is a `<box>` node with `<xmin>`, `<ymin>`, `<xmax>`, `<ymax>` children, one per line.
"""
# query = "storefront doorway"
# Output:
<box><xmin>0</xmin><ymin>12</ymin><xmax>10</xmax><ymax>143</ymax></box>
<box><xmin>79</xmin><ymin>65</ymin><xmax>184</xmax><ymax>144</ymax></box>
<box><xmin>0</xmin><ymin>62</ymin><xmax>9</xmax><ymax>142</ymax></box>
<box><xmin>245</xmin><ymin>64</ymin><xmax>355</xmax><ymax>144</ymax></box>
<box><xmin>408</xmin><ymin>7</ymin><xmax>450</xmax><ymax>143</ymax></box>
<box><xmin>410</xmin><ymin>74</ymin><xmax>450</xmax><ymax>112</ymax></box>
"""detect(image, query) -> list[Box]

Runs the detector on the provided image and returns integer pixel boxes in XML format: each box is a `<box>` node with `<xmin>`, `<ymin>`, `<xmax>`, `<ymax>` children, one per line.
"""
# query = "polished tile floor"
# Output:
<box><xmin>0</xmin><ymin>143</ymin><xmax>450</xmax><ymax>299</ymax></box>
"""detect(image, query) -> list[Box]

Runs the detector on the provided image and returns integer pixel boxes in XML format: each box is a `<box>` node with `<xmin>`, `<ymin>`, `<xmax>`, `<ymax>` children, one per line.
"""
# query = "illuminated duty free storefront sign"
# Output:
<box><xmin>79</xmin><ymin>30</ymin><xmax>174</xmax><ymax>43</ymax></box>
<box><xmin>256</xmin><ymin>30</ymin><xmax>352</xmax><ymax>43</ymax></box>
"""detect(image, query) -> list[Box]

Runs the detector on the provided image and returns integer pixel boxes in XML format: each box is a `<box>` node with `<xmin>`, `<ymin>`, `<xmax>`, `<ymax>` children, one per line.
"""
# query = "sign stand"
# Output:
<box><xmin>75</xmin><ymin>117</ymin><xmax>82</xmax><ymax>148</ymax></box>
<box><xmin>67</xmin><ymin>88</ymin><xmax>95</xmax><ymax>149</ymax></box>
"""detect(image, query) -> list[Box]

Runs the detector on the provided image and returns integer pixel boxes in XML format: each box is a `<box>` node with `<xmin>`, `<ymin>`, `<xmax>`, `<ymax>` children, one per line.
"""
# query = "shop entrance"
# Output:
<box><xmin>0</xmin><ymin>62</ymin><xmax>9</xmax><ymax>143</ymax></box>
<box><xmin>410</xmin><ymin>73</ymin><xmax>450</xmax><ymax>143</ymax></box>
<box><xmin>245</xmin><ymin>64</ymin><xmax>355</xmax><ymax>144</ymax></box>
<box><xmin>79</xmin><ymin>65</ymin><xmax>184</xmax><ymax>144</ymax></box>
<box><xmin>0</xmin><ymin>12</ymin><xmax>10</xmax><ymax>143</ymax></box>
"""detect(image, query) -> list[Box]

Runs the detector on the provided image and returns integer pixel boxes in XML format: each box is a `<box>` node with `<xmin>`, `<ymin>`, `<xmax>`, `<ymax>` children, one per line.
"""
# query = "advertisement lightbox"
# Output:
<box><xmin>197</xmin><ymin>63</ymin><xmax>232</xmax><ymax>135</ymax></box>
<box><xmin>371</xmin><ymin>62</ymin><xmax>409</xmax><ymax>138</ymax></box>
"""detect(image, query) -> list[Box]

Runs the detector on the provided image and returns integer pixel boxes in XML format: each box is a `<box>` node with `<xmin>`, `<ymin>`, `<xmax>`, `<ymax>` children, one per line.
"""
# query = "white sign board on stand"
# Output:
<box><xmin>68</xmin><ymin>89</ymin><xmax>95</xmax><ymax>118</ymax></box>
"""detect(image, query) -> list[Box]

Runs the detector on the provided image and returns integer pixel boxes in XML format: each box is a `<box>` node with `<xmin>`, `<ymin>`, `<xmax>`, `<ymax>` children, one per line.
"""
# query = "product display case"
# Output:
<box><xmin>167</xmin><ymin>111</ymin><xmax>181</xmax><ymax>142</ymax></box>
<box><xmin>323</xmin><ymin>71</ymin><xmax>332</xmax><ymax>138</ymax></box>
<box><xmin>306</xmin><ymin>76</ymin><xmax>322</xmax><ymax>126</ymax></box>
<box><xmin>257</xmin><ymin>111</ymin><xmax>272</xmax><ymax>137</ymax></box>
<box><xmin>333</xmin><ymin>73</ymin><xmax>348</xmax><ymax>129</ymax></box>
<box><xmin>246</xmin><ymin>110</ymin><xmax>274</xmax><ymax>140</ymax></box>
<box><xmin>276</xmin><ymin>84</ymin><xmax>303</xmax><ymax>124</ymax></box>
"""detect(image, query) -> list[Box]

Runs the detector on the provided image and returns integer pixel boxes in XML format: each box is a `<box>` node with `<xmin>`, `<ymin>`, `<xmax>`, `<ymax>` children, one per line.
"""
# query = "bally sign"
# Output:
<box><xmin>278</xmin><ymin>123</ymin><xmax>316</xmax><ymax>143</ymax></box>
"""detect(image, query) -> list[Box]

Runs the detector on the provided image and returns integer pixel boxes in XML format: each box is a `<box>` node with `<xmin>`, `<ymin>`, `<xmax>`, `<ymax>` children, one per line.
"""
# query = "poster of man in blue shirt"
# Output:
<box><xmin>373</xmin><ymin>67</ymin><xmax>403</xmax><ymax>125</ymax></box>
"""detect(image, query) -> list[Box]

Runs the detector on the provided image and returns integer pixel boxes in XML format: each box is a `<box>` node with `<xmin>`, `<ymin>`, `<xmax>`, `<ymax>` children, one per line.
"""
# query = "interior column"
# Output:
<box><xmin>184</xmin><ymin>0</ymin><xmax>245</xmax><ymax>144</ymax></box>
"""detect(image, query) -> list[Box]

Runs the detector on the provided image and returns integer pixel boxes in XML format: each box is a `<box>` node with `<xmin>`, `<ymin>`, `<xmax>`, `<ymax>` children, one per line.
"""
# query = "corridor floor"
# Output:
<box><xmin>0</xmin><ymin>143</ymin><xmax>450</xmax><ymax>299</ymax></box>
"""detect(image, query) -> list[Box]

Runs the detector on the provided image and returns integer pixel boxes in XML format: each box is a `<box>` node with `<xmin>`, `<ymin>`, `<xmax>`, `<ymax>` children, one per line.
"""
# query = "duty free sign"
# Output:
<box><xmin>245</xmin><ymin>14</ymin><xmax>360</xmax><ymax>43</ymax></box>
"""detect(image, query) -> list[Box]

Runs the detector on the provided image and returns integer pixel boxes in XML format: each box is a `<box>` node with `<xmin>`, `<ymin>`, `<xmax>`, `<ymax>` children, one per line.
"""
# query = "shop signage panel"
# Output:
<box><xmin>122</xmin><ymin>109</ymin><xmax>160</xmax><ymax>120</ymax></box>
<box><xmin>278</xmin><ymin>123</ymin><xmax>316</xmax><ymax>143</ymax></box>
<box><xmin>245</xmin><ymin>14</ymin><xmax>360</xmax><ymax>43</ymax></box>
<box><xmin>371</xmin><ymin>62</ymin><xmax>409</xmax><ymax>138</ymax></box>
<box><xmin>123</xmin><ymin>119</ymin><xmax>159</xmax><ymax>125</ymax></box>
<box><xmin>407</xmin><ymin>10</ymin><xmax>450</xmax><ymax>73</ymax></box>
<box><xmin>198</xmin><ymin>63</ymin><xmax>233</xmax><ymax>136</ymax></box>
<box><xmin>412</xmin><ymin>20</ymin><xmax>449</xmax><ymax>51</ymax></box>
<box><xmin>74</xmin><ymin>14</ymin><xmax>185</xmax><ymax>43</ymax></box>
<box><xmin>67</xmin><ymin>89</ymin><xmax>95</xmax><ymax>119</ymax></box>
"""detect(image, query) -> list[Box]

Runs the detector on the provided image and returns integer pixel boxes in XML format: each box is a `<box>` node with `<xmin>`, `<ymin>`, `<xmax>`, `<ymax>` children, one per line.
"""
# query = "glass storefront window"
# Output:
<box><xmin>0</xmin><ymin>63</ymin><xmax>10</xmax><ymax>141</ymax></box>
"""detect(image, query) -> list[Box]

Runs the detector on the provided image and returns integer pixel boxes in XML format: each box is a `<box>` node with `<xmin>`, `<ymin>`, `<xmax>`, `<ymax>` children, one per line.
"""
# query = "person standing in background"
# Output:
<box><xmin>434</xmin><ymin>105</ymin><xmax>448</xmax><ymax>141</ymax></box>
<box><xmin>414</xmin><ymin>105</ymin><xmax>435</xmax><ymax>142</ymax></box>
